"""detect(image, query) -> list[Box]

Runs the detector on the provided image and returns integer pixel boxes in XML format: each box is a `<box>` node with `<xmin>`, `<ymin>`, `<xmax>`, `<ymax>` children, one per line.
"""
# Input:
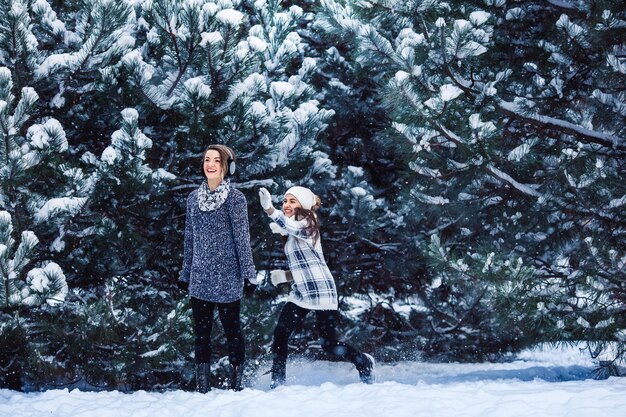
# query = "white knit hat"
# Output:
<box><xmin>285</xmin><ymin>186</ymin><xmax>316</xmax><ymax>210</ymax></box>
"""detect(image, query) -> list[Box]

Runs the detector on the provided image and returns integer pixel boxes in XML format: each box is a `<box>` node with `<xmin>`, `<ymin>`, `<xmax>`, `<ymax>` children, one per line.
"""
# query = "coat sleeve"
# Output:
<box><xmin>230</xmin><ymin>191</ymin><xmax>256</xmax><ymax>282</ymax></box>
<box><xmin>180</xmin><ymin>194</ymin><xmax>194</xmax><ymax>283</ymax></box>
<box><xmin>268</xmin><ymin>209</ymin><xmax>312</xmax><ymax>241</ymax></box>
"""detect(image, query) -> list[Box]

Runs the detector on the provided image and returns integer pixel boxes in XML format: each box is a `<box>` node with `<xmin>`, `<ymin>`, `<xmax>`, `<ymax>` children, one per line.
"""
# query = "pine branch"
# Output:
<box><xmin>543</xmin><ymin>0</ymin><xmax>581</xmax><ymax>11</ymax></box>
<box><xmin>358</xmin><ymin>237</ymin><xmax>401</xmax><ymax>253</ymax></box>
<box><xmin>498</xmin><ymin>100</ymin><xmax>625</xmax><ymax>151</ymax></box>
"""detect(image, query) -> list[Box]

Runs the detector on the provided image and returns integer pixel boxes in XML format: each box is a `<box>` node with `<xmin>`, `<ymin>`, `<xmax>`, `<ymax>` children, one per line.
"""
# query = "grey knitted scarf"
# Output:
<box><xmin>198</xmin><ymin>179</ymin><xmax>230</xmax><ymax>212</ymax></box>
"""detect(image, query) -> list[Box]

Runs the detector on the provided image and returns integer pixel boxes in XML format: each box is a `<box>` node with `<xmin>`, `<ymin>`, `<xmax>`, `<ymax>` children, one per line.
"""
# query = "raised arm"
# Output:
<box><xmin>258</xmin><ymin>187</ymin><xmax>310</xmax><ymax>240</ymax></box>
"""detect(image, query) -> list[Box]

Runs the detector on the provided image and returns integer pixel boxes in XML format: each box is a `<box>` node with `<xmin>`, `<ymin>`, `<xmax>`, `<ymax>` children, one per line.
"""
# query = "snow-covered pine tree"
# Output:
<box><xmin>0</xmin><ymin>210</ymin><xmax>67</xmax><ymax>389</ymax></box>
<box><xmin>0</xmin><ymin>0</ymin><xmax>162</xmax><ymax>281</ymax></box>
<box><xmin>97</xmin><ymin>0</ymin><xmax>337</xmax><ymax>383</ymax></box>
<box><xmin>23</xmin><ymin>0</ymin><xmax>137</xmax><ymax>161</ymax></box>
<box><xmin>0</xmin><ymin>0</ymin><xmax>338</xmax><ymax>390</ymax></box>
<box><xmin>121</xmin><ymin>0</ymin><xmax>334</xmax><ymax>178</ymax></box>
<box><xmin>73</xmin><ymin>107</ymin><xmax>175</xmax><ymax>279</ymax></box>
<box><xmin>0</xmin><ymin>0</ymin><xmax>44</xmax><ymax>90</ymax></box>
<box><xmin>0</xmin><ymin>210</ymin><xmax>68</xmax><ymax>309</ymax></box>
<box><xmin>0</xmin><ymin>1</ymin><xmax>176</xmax><ymax>389</ymax></box>
<box><xmin>317</xmin><ymin>0</ymin><xmax>625</xmax><ymax>366</ymax></box>
<box><xmin>0</xmin><ymin>65</ymin><xmax>89</xmax><ymax>278</ymax></box>
<box><xmin>0</xmin><ymin>60</ymin><xmax>87</xmax><ymax>389</ymax></box>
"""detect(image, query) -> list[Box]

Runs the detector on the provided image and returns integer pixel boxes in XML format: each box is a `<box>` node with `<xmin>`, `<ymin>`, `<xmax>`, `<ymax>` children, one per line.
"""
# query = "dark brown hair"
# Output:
<box><xmin>201</xmin><ymin>144</ymin><xmax>235</xmax><ymax>177</ymax></box>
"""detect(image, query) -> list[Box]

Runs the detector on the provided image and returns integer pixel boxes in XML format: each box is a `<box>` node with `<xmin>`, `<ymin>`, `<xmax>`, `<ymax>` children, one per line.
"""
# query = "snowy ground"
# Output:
<box><xmin>2</xmin><ymin>344</ymin><xmax>625</xmax><ymax>417</ymax></box>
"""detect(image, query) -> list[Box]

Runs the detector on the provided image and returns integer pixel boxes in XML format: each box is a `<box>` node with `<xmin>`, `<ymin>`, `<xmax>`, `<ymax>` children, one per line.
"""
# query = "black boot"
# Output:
<box><xmin>270</xmin><ymin>362</ymin><xmax>286</xmax><ymax>389</ymax></box>
<box><xmin>230</xmin><ymin>364</ymin><xmax>244</xmax><ymax>391</ymax></box>
<box><xmin>196</xmin><ymin>363</ymin><xmax>211</xmax><ymax>393</ymax></box>
<box><xmin>356</xmin><ymin>353</ymin><xmax>376</xmax><ymax>384</ymax></box>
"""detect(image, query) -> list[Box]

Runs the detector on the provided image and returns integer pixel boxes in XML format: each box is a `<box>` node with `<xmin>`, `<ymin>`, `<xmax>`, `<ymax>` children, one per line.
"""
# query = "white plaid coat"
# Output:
<box><xmin>269</xmin><ymin>210</ymin><xmax>338</xmax><ymax>310</ymax></box>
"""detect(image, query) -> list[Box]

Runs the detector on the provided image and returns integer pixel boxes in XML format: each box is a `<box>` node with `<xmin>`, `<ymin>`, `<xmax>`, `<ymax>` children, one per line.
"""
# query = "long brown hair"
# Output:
<box><xmin>283</xmin><ymin>195</ymin><xmax>322</xmax><ymax>246</ymax></box>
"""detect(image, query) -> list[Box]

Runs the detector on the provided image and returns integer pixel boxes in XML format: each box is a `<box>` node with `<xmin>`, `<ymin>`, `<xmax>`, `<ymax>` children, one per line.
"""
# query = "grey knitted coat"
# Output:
<box><xmin>180</xmin><ymin>186</ymin><xmax>256</xmax><ymax>303</ymax></box>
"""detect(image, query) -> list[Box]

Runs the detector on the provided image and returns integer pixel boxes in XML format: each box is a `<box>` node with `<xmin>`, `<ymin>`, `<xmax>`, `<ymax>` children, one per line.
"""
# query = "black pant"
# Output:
<box><xmin>272</xmin><ymin>302</ymin><xmax>365</xmax><ymax>371</ymax></box>
<box><xmin>191</xmin><ymin>297</ymin><xmax>245</xmax><ymax>366</ymax></box>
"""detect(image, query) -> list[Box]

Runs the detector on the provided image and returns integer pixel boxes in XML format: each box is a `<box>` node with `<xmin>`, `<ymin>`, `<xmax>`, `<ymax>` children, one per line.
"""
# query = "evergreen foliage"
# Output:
<box><xmin>317</xmin><ymin>0</ymin><xmax>625</xmax><ymax>366</ymax></box>
<box><xmin>0</xmin><ymin>0</ymin><xmax>624</xmax><ymax>390</ymax></box>
<box><xmin>1</xmin><ymin>0</ymin><xmax>337</xmax><ymax>390</ymax></box>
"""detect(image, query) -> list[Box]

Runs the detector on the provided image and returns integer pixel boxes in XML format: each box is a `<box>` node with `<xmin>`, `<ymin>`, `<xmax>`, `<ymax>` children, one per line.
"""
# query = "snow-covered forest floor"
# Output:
<box><xmin>2</xmin><ymin>344</ymin><xmax>625</xmax><ymax>417</ymax></box>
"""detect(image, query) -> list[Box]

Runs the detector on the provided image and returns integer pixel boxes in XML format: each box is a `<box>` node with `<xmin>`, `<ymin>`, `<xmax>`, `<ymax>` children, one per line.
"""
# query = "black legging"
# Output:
<box><xmin>272</xmin><ymin>302</ymin><xmax>365</xmax><ymax>370</ymax></box>
<box><xmin>191</xmin><ymin>297</ymin><xmax>245</xmax><ymax>366</ymax></box>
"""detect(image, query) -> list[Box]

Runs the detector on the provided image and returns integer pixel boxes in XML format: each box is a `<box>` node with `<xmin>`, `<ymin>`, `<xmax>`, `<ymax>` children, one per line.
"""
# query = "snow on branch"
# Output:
<box><xmin>434</xmin><ymin>122</ymin><xmax>560</xmax><ymax>203</ymax></box>
<box><xmin>485</xmin><ymin>164</ymin><xmax>542</xmax><ymax>198</ymax></box>
<box><xmin>499</xmin><ymin>100</ymin><xmax>624</xmax><ymax>151</ymax></box>
<box><xmin>34</xmin><ymin>197</ymin><xmax>87</xmax><ymax>224</ymax></box>
<box><xmin>544</xmin><ymin>0</ymin><xmax>580</xmax><ymax>11</ymax></box>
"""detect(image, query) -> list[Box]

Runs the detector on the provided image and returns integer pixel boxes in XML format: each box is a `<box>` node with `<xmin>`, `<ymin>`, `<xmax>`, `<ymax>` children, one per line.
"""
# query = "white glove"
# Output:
<box><xmin>270</xmin><ymin>270</ymin><xmax>292</xmax><ymax>286</ymax></box>
<box><xmin>248</xmin><ymin>276</ymin><xmax>258</xmax><ymax>285</ymax></box>
<box><xmin>259</xmin><ymin>187</ymin><xmax>273</xmax><ymax>210</ymax></box>
<box><xmin>269</xmin><ymin>222</ymin><xmax>288</xmax><ymax>236</ymax></box>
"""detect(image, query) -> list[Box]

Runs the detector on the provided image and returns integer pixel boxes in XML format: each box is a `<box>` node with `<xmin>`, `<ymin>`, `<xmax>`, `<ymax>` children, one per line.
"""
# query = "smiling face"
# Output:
<box><xmin>203</xmin><ymin>149</ymin><xmax>224</xmax><ymax>182</ymax></box>
<box><xmin>282</xmin><ymin>193</ymin><xmax>302</xmax><ymax>218</ymax></box>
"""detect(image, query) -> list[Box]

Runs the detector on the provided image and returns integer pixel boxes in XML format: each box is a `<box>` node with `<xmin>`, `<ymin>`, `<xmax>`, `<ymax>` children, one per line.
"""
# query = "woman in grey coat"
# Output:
<box><xmin>179</xmin><ymin>144</ymin><xmax>256</xmax><ymax>392</ymax></box>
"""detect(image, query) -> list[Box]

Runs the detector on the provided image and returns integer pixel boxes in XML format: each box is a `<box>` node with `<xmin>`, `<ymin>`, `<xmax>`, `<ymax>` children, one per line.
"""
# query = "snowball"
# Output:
<box><xmin>50</xmin><ymin>91</ymin><xmax>65</xmax><ymax>108</ymax></box>
<box><xmin>292</xmin><ymin>102</ymin><xmax>319</xmax><ymax>124</ymax></box>
<box><xmin>235</xmin><ymin>41</ymin><xmax>250</xmax><ymax>60</ymax></box>
<box><xmin>27</xmin><ymin>119</ymin><xmax>67</xmax><ymax>152</ymax></box>
<box><xmin>424</xmin><ymin>98</ymin><xmax>440</xmax><ymax>110</ymax></box>
<box><xmin>250</xmin><ymin>101</ymin><xmax>267</xmax><ymax>117</ymax></box>
<box><xmin>289</xmin><ymin>6</ymin><xmax>303</xmax><ymax>18</ymax></box>
<box><xmin>26</xmin><ymin>262</ymin><xmax>68</xmax><ymax>306</ymax></box>
<box><xmin>121</xmin><ymin>108</ymin><xmax>139</xmax><ymax>124</ymax></box>
<box><xmin>35</xmin><ymin>53</ymin><xmax>79</xmax><ymax>79</ymax></box>
<box><xmin>505</xmin><ymin>8</ymin><xmax>525</xmax><ymax>21</ymax></box>
<box><xmin>202</xmin><ymin>3</ymin><xmax>219</xmax><ymax>16</ymax></box>
<box><xmin>454</xmin><ymin>19</ymin><xmax>472</xmax><ymax>32</ymax></box>
<box><xmin>347</xmin><ymin>166</ymin><xmax>364</xmax><ymax>177</ymax></box>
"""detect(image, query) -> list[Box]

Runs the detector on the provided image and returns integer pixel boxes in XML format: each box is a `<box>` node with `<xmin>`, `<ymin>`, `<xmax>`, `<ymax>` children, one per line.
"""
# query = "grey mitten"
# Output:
<box><xmin>270</xmin><ymin>270</ymin><xmax>292</xmax><ymax>286</ymax></box>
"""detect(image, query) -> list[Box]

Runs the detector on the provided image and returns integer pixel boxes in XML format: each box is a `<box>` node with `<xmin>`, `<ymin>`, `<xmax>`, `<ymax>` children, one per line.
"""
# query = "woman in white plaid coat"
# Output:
<box><xmin>259</xmin><ymin>186</ymin><xmax>375</xmax><ymax>388</ymax></box>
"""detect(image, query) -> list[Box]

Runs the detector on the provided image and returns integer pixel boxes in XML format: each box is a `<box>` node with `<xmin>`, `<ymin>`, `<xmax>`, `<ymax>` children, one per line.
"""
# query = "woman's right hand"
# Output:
<box><xmin>259</xmin><ymin>187</ymin><xmax>274</xmax><ymax>211</ymax></box>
